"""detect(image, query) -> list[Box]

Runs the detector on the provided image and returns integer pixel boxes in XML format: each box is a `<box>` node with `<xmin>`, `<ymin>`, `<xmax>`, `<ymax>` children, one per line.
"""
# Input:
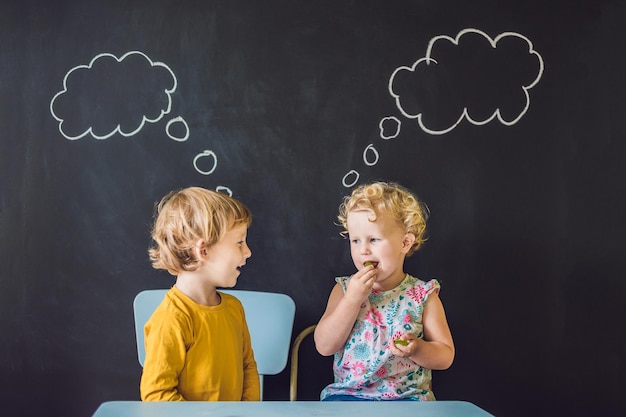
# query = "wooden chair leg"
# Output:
<box><xmin>289</xmin><ymin>324</ymin><xmax>317</xmax><ymax>401</ymax></box>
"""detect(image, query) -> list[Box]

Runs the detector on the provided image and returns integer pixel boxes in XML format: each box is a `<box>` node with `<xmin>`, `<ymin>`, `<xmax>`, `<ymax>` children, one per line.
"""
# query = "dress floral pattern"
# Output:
<box><xmin>320</xmin><ymin>274</ymin><xmax>440</xmax><ymax>401</ymax></box>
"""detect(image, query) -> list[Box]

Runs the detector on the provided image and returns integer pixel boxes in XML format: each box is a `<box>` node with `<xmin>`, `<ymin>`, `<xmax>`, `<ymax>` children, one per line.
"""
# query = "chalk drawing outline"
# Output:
<box><xmin>50</xmin><ymin>50</ymin><xmax>178</xmax><ymax>140</ymax></box>
<box><xmin>50</xmin><ymin>51</ymin><xmax>237</xmax><ymax>191</ymax></box>
<box><xmin>215</xmin><ymin>186</ymin><xmax>233</xmax><ymax>196</ymax></box>
<box><xmin>193</xmin><ymin>150</ymin><xmax>218</xmax><ymax>175</ymax></box>
<box><xmin>342</xmin><ymin>28</ymin><xmax>544</xmax><ymax>187</ymax></box>
<box><xmin>363</xmin><ymin>144</ymin><xmax>379</xmax><ymax>166</ymax></box>
<box><xmin>379</xmin><ymin>116</ymin><xmax>401</xmax><ymax>140</ymax></box>
<box><xmin>342</xmin><ymin>170</ymin><xmax>360</xmax><ymax>188</ymax></box>
<box><xmin>166</xmin><ymin>116</ymin><xmax>190</xmax><ymax>142</ymax></box>
<box><xmin>388</xmin><ymin>28</ymin><xmax>544</xmax><ymax>135</ymax></box>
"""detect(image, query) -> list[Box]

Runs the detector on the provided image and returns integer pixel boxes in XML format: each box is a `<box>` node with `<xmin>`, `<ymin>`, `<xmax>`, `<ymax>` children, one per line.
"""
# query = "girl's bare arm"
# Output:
<box><xmin>390</xmin><ymin>293</ymin><xmax>455</xmax><ymax>370</ymax></box>
<box><xmin>314</xmin><ymin>266</ymin><xmax>377</xmax><ymax>356</ymax></box>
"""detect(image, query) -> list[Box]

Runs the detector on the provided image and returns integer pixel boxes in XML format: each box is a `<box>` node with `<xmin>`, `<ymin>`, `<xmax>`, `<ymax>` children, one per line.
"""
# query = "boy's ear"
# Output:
<box><xmin>401</xmin><ymin>233</ymin><xmax>416</xmax><ymax>253</ymax></box>
<box><xmin>194</xmin><ymin>240</ymin><xmax>208</xmax><ymax>260</ymax></box>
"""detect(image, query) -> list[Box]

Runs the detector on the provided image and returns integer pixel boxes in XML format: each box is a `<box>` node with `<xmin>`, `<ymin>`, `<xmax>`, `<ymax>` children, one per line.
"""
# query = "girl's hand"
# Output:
<box><xmin>389</xmin><ymin>333</ymin><xmax>420</xmax><ymax>358</ymax></box>
<box><xmin>389</xmin><ymin>293</ymin><xmax>455</xmax><ymax>369</ymax></box>
<box><xmin>344</xmin><ymin>264</ymin><xmax>377</xmax><ymax>305</ymax></box>
<box><xmin>314</xmin><ymin>266</ymin><xmax>378</xmax><ymax>357</ymax></box>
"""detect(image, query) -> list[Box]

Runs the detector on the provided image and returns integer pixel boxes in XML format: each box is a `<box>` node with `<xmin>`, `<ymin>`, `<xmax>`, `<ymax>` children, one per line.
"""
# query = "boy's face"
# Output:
<box><xmin>203</xmin><ymin>223</ymin><xmax>251</xmax><ymax>288</ymax></box>
<box><xmin>347</xmin><ymin>209</ymin><xmax>413</xmax><ymax>291</ymax></box>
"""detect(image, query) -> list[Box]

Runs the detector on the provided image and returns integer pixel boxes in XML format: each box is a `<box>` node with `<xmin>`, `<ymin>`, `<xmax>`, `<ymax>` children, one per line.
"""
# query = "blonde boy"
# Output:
<box><xmin>140</xmin><ymin>187</ymin><xmax>260</xmax><ymax>401</ymax></box>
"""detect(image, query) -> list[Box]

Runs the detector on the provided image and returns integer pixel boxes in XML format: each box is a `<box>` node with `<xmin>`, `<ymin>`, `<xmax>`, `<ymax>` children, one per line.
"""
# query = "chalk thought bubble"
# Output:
<box><xmin>389</xmin><ymin>28</ymin><xmax>544</xmax><ymax>135</ymax></box>
<box><xmin>50</xmin><ymin>51</ymin><xmax>178</xmax><ymax>140</ymax></box>
<box><xmin>379</xmin><ymin>116</ymin><xmax>401</xmax><ymax>140</ymax></box>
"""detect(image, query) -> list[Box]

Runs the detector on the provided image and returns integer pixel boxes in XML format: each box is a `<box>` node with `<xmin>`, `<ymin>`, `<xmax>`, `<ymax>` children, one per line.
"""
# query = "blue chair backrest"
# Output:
<box><xmin>133</xmin><ymin>288</ymin><xmax>296</xmax><ymax>399</ymax></box>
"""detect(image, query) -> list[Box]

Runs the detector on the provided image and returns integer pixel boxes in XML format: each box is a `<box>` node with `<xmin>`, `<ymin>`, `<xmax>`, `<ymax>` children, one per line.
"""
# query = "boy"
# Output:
<box><xmin>140</xmin><ymin>186</ymin><xmax>260</xmax><ymax>401</ymax></box>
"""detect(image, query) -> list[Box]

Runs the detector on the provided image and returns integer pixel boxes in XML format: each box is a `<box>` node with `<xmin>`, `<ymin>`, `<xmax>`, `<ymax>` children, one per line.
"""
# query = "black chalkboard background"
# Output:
<box><xmin>2</xmin><ymin>1</ymin><xmax>625</xmax><ymax>416</ymax></box>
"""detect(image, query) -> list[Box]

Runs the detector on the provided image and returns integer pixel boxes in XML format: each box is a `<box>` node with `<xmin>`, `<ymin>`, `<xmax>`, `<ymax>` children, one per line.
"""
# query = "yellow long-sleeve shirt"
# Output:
<box><xmin>140</xmin><ymin>286</ymin><xmax>260</xmax><ymax>401</ymax></box>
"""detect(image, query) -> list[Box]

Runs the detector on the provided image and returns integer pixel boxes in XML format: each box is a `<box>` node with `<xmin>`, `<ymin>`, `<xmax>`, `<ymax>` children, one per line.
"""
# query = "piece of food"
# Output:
<box><xmin>363</xmin><ymin>261</ymin><xmax>378</xmax><ymax>268</ymax></box>
<box><xmin>394</xmin><ymin>339</ymin><xmax>408</xmax><ymax>346</ymax></box>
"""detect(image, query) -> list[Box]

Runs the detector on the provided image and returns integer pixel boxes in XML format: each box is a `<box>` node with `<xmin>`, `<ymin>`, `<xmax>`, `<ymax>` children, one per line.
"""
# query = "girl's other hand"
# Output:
<box><xmin>389</xmin><ymin>333</ymin><xmax>419</xmax><ymax>358</ymax></box>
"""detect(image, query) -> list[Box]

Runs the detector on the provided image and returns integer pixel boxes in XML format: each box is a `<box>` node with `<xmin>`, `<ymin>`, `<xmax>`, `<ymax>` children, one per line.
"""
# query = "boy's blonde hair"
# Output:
<box><xmin>148</xmin><ymin>187</ymin><xmax>252</xmax><ymax>275</ymax></box>
<box><xmin>338</xmin><ymin>181</ymin><xmax>428</xmax><ymax>257</ymax></box>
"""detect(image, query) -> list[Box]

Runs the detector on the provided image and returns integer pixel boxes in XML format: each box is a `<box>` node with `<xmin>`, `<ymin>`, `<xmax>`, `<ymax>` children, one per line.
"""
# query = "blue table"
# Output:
<box><xmin>92</xmin><ymin>401</ymin><xmax>494</xmax><ymax>417</ymax></box>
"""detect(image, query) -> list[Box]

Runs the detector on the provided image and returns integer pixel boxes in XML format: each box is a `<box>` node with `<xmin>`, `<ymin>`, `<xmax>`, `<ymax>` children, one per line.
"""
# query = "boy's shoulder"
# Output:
<box><xmin>153</xmin><ymin>287</ymin><xmax>194</xmax><ymax>318</ymax></box>
<box><xmin>217</xmin><ymin>291</ymin><xmax>244</xmax><ymax>308</ymax></box>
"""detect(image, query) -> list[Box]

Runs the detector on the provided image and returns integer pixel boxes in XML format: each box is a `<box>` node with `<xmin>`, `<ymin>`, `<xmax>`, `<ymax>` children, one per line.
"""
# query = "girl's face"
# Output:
<box><xmin>202</xmin><ymin>223</ymin><xmax>252</xmax><ymax>288</ymax></box>
<box><xmin>346</xmin><ymin>210</ymin><xmax>414</xmax><ymax>291</ymax></box>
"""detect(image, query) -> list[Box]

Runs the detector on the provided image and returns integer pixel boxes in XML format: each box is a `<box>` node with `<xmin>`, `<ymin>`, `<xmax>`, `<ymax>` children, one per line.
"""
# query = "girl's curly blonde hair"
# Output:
<box><xmin>337</xmin><ymin>181</ymin><xmax>429</xmax><ymax>257</ymax></box>
<box><xmin>148</xmin><ymin>187</ymin><xmax>252</xmax><ymax>275</ymax></box>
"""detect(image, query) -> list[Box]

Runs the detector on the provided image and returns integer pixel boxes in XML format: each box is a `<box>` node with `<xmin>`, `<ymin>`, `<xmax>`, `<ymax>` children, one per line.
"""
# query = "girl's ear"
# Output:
<box><xmin>401</xmin><ymin>233</ymin><xmax>416</xmax><ymax>254</ymax></box>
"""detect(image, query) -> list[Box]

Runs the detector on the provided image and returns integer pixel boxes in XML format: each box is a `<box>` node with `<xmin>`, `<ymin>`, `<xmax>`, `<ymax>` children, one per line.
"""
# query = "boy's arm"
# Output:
<box><xmin>390</xmin><ymin>292</ymin><xmax>455</xmax><ymax>370</ymax></box>
<box><xmin>140</xmin><ymin>312</ymin><xmax>187</xmax><ymax>401</ymax></box>
<box><xmin>240</xmin><ymin>316</ymin><xmax>261</xmax><ymax>401</ymax></box>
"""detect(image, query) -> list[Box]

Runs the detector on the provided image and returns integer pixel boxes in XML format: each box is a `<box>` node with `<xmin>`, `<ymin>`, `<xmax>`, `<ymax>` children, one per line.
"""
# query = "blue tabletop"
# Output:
<box><xmin>92</xmin><ymin>400</ymin><xmax>494</xmax><ymax>417</ymax></box>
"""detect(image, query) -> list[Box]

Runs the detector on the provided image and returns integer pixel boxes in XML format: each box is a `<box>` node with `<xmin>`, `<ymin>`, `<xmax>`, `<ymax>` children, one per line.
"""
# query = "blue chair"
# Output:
<box><xmin>133</xmin><ymin>288</ymin><xmax>296</xmax><ymax>400</ymax></box>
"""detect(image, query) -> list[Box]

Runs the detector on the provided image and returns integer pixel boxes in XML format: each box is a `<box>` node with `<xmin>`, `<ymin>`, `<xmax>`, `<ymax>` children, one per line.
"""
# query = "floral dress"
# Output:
<box><xmin>320</xmin><ymin>274</ymin><xmax>440</xmax><ymax>401</ymax></box>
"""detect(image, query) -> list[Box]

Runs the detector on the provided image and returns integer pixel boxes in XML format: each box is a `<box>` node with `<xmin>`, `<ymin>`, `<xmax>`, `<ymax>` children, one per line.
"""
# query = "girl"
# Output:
<box><xmin>315</xmin><ymin>181</ymin><xmax>454</xmax><ymax>401</ymax></box>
